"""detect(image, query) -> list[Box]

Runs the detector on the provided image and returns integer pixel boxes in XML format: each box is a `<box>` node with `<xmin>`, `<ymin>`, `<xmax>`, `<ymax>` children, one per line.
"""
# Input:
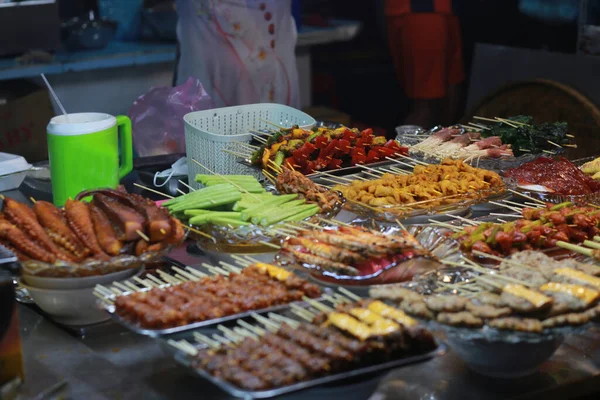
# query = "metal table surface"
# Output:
<box><xmin>5</xmin><ymin>186</ymin><xmax>600</xmax><ymax>400</ymax></box>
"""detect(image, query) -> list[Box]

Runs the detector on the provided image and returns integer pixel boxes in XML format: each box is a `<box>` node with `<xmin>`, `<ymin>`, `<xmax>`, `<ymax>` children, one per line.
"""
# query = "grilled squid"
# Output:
<box><xmin>3</xmin><ymin>197</ymin><xmax>75</xmax><ymax>262</ymax></box>
<box><xmin>33</xmin><ymin>200</ymin><xmax>89</xmax><ymax>261</ymax></box>
<box><xmin>0</xmin><ymin>219</ymin><xmax>56</xmax><ymax>264</ymax></box>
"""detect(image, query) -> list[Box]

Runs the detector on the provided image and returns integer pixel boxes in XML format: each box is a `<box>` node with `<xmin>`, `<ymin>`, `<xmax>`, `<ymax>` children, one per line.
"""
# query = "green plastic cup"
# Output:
<box><xmin>47</xmin><ymin>112</ymin><xmax>133</xmax><ymax>206</ymax></box>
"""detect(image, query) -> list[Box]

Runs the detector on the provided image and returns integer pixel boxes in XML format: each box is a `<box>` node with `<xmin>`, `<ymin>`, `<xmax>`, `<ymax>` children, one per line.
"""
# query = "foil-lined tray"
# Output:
<box><xmin>274</xmin><ymin>224</ymin><xmax>463</xmax><ymax>288</ymax></box>
<box><xmin>95</xmin><ymin>263</ymin><xmax>332</xmax><ymax>337</ymax></box>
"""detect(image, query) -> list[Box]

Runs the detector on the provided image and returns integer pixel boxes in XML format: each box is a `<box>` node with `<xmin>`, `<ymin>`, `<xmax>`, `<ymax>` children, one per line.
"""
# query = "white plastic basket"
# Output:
<box><xmin>184</xmin><ymin>103</ymin><xmax>316</xmax><ymax>188</ymax></box>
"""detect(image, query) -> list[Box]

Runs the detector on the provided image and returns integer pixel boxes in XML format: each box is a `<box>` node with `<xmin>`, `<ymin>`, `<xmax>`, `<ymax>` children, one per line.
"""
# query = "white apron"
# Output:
<box><xmin>175</xmin><ymin>0</ymin><xmax>300</xmax><ymax>108</ymax></box>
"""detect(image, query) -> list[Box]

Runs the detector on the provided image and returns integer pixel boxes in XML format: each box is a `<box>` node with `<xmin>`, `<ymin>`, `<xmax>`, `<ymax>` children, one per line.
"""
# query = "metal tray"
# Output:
<box><xmin>173</xmin><ymin>344</ymin><xmax>446</xmax><ymax>399</ymax></box>
<box><xmin>95</xmin><ymin>263</ymin><xmax>331</xmax><ymax>337</ymax></box>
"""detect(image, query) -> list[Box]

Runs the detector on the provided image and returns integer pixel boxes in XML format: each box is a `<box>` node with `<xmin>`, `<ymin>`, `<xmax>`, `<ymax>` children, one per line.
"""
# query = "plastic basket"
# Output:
<box><xmin>184</xmin><ymin>104</ymin><xmax>316</xmax><ymax>188</ymax></box>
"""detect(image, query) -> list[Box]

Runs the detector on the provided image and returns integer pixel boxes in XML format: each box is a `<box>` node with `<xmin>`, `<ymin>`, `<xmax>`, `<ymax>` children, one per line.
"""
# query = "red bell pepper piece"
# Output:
<box><xmin>323</xmin><ymin>138</ymin><xmax>339</xmax><ymax>158</ymax></box>
<box><xmin>299</xmin><ymin>142</ymin><xmax>317</xmax><ymax>158</ymax></box>
<box><xmin>366</xmin><ymin>149</ymin><xmax>380</xmax><ymax>163</ymax></box>
<box><xmin>285</xmin><ymin>156</ymin><xmax>296</xmax><ymax>168</ymax></box>
<box><xmin>342</xmin><ymin>130</ymin><xmax>357</xmax><ymax>142</ymax></box>
<box><xmin>351</xmin><ymin>154</ymin><xmax>367</xmax><ymax>165</ymax></box>
<box><xmin>314</xmin><ymin>135</ymin><xmax>328</xmax><ymax>149</ymax></box>
<box><xmin>292</xmin><ymin>149</ymin><xmax>308</xmax><ymax>168</ymax></box>
<box><xmin>327</xmin><ymin>158</ymin><xmax>343</xmax><ymax>169</ymax></box>
<box><xmin>361</xmin><ymin>129</ymin><xmax>373</xmax><ymax>145</ymax></box>
<box><xmin>355</xmin><ymin>138</ymin><xmax>365</xmax><ymax>149</ymax></box>
<box><xmin>337</xmin><ymin>139</ymin><xmax>351</xmax><ymax>153</ymax></box>
<box><xmin>384</xmin><ymin>140</ymin><xmax>400</xmax><ymax>149</ymax></box>
<box><xmin>374</xmin><ymin>146</ymin><xmax>398</xmax><ymax>158</ymax></box>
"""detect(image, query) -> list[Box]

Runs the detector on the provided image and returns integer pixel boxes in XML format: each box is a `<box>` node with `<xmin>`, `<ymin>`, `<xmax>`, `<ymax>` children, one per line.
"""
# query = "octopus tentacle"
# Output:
<box><xmin>0</xmin><ymin>219</ymin><xmax>56</xmax><ymax>263</ymax></box>
<box><xmin>3</xmin><ymin>198</ymin><xmax>76</xmax><ymax>262</ymax></box>
<box><xmin>64</xmin><ymin>199</ymin><xmax>109</xmax><ymax>260</ymax></box>
<box><xmin>33</xmin><ymin>201</ymin><xmax>90</xmax><ymax>260</ymax></box>
<box><xmin>89</xmin><ymin>203</ymin><xmax>123</xmax><ymax>256</ymax></box>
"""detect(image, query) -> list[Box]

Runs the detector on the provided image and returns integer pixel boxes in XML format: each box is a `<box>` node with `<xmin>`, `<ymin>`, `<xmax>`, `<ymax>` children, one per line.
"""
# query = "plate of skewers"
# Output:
<box><xmin>1</xmin><ymin>188</ymin><xmax>185</xmax><ymax>278</ymax></box>
<box><xmin>396</xmin><ymin>116</ymin><xmax>575</xmax><ymax>171</ymax></box>
<box><xmin>369</xmin><ymin>252</ymin><xmax>600</xmax><ymax>378</ymax></box>
<box><xmin>162</xmin><ymin>168</ymin><xmax>345</xmax><ymax>264</ymax></box>
<box><xmin>326</xmin><ymin>158</ymin><xmax>509</xmax><ymax>223</ymax></box>
<box><xmin>229</xmin><ymin>124</ymin><xmax>410</xmax><ymax>177</ymax></box>
<box><xmin>273</xmin><ymin>221</ymin><xmax>461</xmax><ymax>289</ymax></box>
<box><xmin>165</xmin><ymin>291</ymin><xmax>444</xmax><ymax>399</ymax></box>
<box><xmin>503</xmin><ymin>155</ymin><xmax>600</xmax><ymax>205</ymax></box>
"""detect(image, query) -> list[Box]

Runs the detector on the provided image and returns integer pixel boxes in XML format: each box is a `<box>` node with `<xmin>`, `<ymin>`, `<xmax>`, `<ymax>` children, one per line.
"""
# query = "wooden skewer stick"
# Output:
<box><xmin>237</xmin><ymin>320</ymin><xmax>266</xmax><ymax>336</ymax></box>
<box><xmin>382</xmin><ymin>157</ymin><xmax>416</xmax><ymax>169</ymax></box>
<box><xmin>251</xmin><ymin>313</ymin><xmax>281</xmax><ymax>331</ymax></box>
<box><xmin>395</xmin><ymin>219</ymin><xmax>408</xmax><ymax>231</ymax></box>
<box><xmin>193</xmin><ymin>332</ymin><xmax>220</xmax><ymax>348</ymax></box>
<box><xmin>230</xmin><ymin>254</ymin><xmax>252</xmax><ymax>267</ymax></box>
<box><xmin>502</xmin><ymin>199</ymin><xmax>540</xmax><ymax>209</ymax></box>
<box><xmin>488</xmin><ymin>201</ymin><xmax>523</xmax><ymax>213</ymax></box>
<box><xmin>250</xmin><ymin>133</ymin><xmax>268</xmax><ymax>143</ymax></box>
<box><xmin>133</xmin><ymin>276</ymin><xmax>155</xmax><ymax>289</ymax></box>
<box><xmin>217</xmin><ymin>324</ymin><xmax>244</xmax><ymax>342</ymax></box>
<box><xmin>171</xmin><ymin>266</ymin><xmax>199</xmax><ymax>281</ymax></box>
<box><xmin>447</xmin><ymin>214</ymin><xmax>481</xmax><ymax>226</ymax></box>
<box><xmin>489</xmin><ymin>213</ymin><xmax>521</xmax><ymax>219</ymax></box>
<box><xmin>268</xmin><ymin>313</ymin><xmax>300</xmax><ymax>328</ymax></box>
<box><xmin>93</xmin><ymin>291</ymin><xmax>114</xmax><ymax>304</ymax></box>
<box><xmin>259</xmin><ymin>240</ymin><xmax>281</xmax><ymax>250</ymax></box>
<box><xmin>133</xmin><ymin>183</ymin><xmax>174</xmax><ymax>199</ymax></box>
<box><xmin>547</xmin><ymin>140</ymin><xmax>563</xmax><ymax>148</ymax></box>
<box><xmin>218</xmin><ymin>261</ymin><xmax>242</xmax><ymax>274</ymax></box>
<box><xmin>168</xmin><ymin>339</ymin><xmax>198</xmax><ymax>355</ymax></box>
<box><xmin>185</xmin><ymin>226</ymin><xmax>217</xmax><ymax>243</ymax></box>
<box><xmin>290</xmin><ymin>302</ymin><xmax>317</xmax><ymax>317</ymax></box>
<box><xmin>136</xmin><ymin>229</ymin><xmax>150</xmax><ymax>242</ymax></box>
<box><xmin>428</xmin><ymin>220</ymin><xmax>461</xmax><ymax>232</ymax></box>
<box><xmin>302</xmin><ymin>296</ymin><xmax>334</xmax><ymax>313</ymax></box>
<box><xmin>494</xmin><ymin>117</ymin><xmax>520</xmax><ymax>128</ymax></box>
<box><xmin>542</xmin><ymin>150</ymin><xmax>557</xmax><ymax>155</ymax></box>
<box><xmin>222</xmin><ymin>148</ymin><xmax>253</xmax><ymax>159</ymax></box>
<box><xmin>507</xmin><ymin>189</ymin><xmax>546</xmax><ymax>205</ymax></box>
<box><xmin>233</xmin><ymin>327</ymin><xmax>260</xmax><ymax>340</ymax></box>
<box><xmin>291</xmin><ymin>308</ymin><xmax>314</xmax><ymax>322</ymax></box>
<box><xmin>473</xmin><ymin>116</ymin><xmax>501</xmax><ymax>124</ymax></box>
<box><xmin>260</xmin><ymin>118</ymin><xmax>286</xmax><ymax>130</ymax></box>
<box><xmin>337</xmin><ymin>287</ymin><xmax>361</xmax><ymax>301</ymax></box>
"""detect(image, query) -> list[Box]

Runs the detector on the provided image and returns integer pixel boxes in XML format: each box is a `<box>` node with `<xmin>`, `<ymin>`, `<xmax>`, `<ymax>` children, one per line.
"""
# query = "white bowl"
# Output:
<box><xmin>20</xmin><ymin>269</ymin><xmax>142</xmax><ymax>326</ymax></box>
<box><xmin>20</xmin><ymin>283</ymin><xmax>110</xmax><ymax>326</ymax></box>
<box><xmin>22</xmin><ymin>267</ymin><xmax>140</xmax><ymax>290</ymax></box>
<box><xmin>446</xmin><ymin>334</ymin><xmax>564</xmax><ymax>378</ymax></box>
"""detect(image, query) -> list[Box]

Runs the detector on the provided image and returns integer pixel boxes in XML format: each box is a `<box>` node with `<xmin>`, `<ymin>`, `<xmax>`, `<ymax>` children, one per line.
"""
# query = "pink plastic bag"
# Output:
<box><xmin>130</xmin><ymin>77</ymin><xmax>214</xmax><ymax>157</ymax></box>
